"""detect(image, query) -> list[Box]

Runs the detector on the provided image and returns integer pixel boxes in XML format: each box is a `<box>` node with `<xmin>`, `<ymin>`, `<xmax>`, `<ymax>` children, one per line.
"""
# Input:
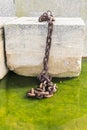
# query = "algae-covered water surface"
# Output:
<box><xmin>0</xmin><ymin>59</ymin><xmax>87</xmax><ymax>130</ymax></box>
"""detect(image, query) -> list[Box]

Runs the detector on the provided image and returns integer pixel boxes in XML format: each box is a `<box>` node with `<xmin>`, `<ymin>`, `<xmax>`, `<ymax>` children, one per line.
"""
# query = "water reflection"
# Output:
<box><xmin>0</xmin><ymin>59</ymin><xmax>87</xmax><ymax>128</ymax></box>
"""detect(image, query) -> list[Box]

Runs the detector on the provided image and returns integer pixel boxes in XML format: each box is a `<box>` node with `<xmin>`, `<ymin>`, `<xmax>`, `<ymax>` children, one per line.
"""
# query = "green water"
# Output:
<box><xmin>0</xmin><ymin>59</ymin><xmax>87</xmax><ymax>130</ymax></box>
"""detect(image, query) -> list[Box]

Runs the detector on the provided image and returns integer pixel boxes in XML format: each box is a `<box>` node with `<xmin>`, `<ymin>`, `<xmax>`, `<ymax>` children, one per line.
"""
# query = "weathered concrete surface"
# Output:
<box><xmin>15</xmin><ymin>0</ymin><xmax>60</xmax><ymax>17</ymax></box>
<box><xmin>15</xmin><ymin>0</ymin><xmax>87</xmax><ymax>57</ymax></box>
<box><xmin>0</xmin><ymin>0</ymin><xmax>15</xmax><ymax>16</ymax></box>
<box><xmin>0</xmin><ymin>17</ymin><xmax>17</xmax><ymax>79</ymax></box>
<box><xmin>15</xmin><ymin>0</ymin><xmax>81</xmax><ymax>17</ymax></box>
<box><xmin>5</xmin><ymin>17</ymin><xmax>85</xmax><ymax>77</ymax></box>
<box><xmin>81</xmin><ymin>0</ymin><xmax>87</xmax><ymax>57</ymax></box>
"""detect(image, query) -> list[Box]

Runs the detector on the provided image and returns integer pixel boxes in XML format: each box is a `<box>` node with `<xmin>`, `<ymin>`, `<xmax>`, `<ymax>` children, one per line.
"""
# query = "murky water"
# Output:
<box><xmin>0</xmin><ymin>59</ymin><xmax>87</xmax><ymax>130</ymax></box>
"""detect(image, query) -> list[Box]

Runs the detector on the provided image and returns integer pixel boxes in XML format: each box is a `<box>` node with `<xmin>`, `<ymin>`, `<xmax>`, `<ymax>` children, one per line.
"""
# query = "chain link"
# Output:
<box><xmin>27</xmin><ymin>11</ymin><xmax>58</xmax><ymax>99</ymax></box>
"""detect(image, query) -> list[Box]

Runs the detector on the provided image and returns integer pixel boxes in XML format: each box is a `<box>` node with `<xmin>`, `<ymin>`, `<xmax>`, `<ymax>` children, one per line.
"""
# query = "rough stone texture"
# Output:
<box><xmin>5</xmin><ymin>17</ymin><xmax>85</xmax><ymax>77</ymax></box>
<box><xmin>0</xmin><ymin>0</ymin><xmax>15</xmax><ymax>16</ymax></box>
<box><xmin>0</xmin><ymin>17</ymin><xmax>17</xmax><ymax>79</ymax></box>
<box><xmin>15</xmin><ymin>0</ymin><xmax>87</xmax><ymax>57</ymax></box>
<box><xmin>81</xmin><ymin>0</ymin><xmax>87</xmax><ymax>57</ymax></box>
<box><xmin>15</xmin><ymin>0</ymin><xmax>81</xmax><ymax>17</ymax></box>
<box><xmin>15</xmin><ymin>0</ymin><xmax>60</xmax><ymax>17</ymax></box>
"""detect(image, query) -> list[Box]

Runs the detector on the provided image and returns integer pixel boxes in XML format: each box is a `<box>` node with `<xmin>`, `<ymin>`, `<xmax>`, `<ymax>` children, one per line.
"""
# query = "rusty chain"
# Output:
<box><xmin>27</xmin><ymin>11</ymin><xmax>57</xmax><ymax>99</ymax></box>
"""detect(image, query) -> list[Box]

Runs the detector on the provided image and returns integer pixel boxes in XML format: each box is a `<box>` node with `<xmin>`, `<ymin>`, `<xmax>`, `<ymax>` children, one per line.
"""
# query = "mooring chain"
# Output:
<box><xmin>27</xmin><ymin>11</ymin><xmax>58</xmax><ymax>99</ymax></box>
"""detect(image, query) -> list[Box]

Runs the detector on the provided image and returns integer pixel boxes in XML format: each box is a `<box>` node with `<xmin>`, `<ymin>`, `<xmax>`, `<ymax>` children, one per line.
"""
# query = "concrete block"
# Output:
<box><xmin>0</xmin><ymin>0</ymin><xmax>15</xmax><ymax>16</ymax></box>
<box><xmin>15</xmin><ymin>0</ymin><xmax>82</xmax><ymax>17</ymax></box>
<box><xmin>15</xmin><ymin>0</ymin><xmax>60</xmax><ymax>17</ymax></box>
<box><xmin>81</xmin><ymin>0</ymin><xmax>87</xmax><ymax>57</ymax></box>
<box><xmin>15</xmin><ymin>0</ymin><xmax>87</xmax><ymax>57</ymax></box>
<box><xmin>5</xmin><ymin>17</ymin><xmax>85</xmax><ymax>77</ymax></box>
<box><xmin>0</xmin><ymin>17</ymin><xmax>17</xmax><ymax>79</ymax></box>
